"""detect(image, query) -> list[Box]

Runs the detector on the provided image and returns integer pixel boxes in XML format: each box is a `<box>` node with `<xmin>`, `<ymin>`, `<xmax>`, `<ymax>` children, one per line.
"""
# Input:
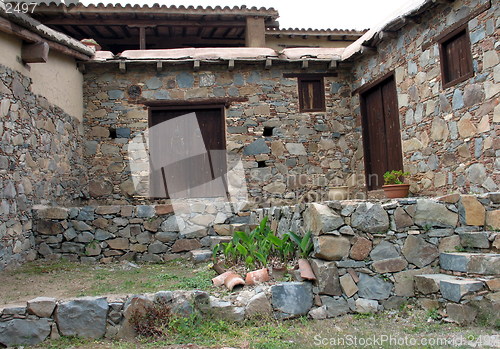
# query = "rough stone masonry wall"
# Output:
<box><xmin>32</xmin><ymin>193</ymin><xmax>500</xmax><ymax>266</ymax></box>
<box><xmin>0</xmin><ymin>64</ymin><xmax>87</xmax><ymax>270</ymax></box>
<box><xmin>350</xmin><ymin>0</ymin><xmax>499</xmax><ymax>196</ymax></box>
<box><xmin>82</xmin><ymin>63</ymin><xmax>362</xmax><ymax>207</ymax></box>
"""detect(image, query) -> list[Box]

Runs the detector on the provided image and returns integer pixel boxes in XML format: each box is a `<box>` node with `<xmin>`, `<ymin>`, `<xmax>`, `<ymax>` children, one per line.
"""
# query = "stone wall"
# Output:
<box><xmin>33</xmin><ymin>193</ymin><xmax>499</xmax><ymax>265</ymax></box>
<box><xmin>82</xmin><ymin>63</ymin><xmax>362</xmax><ymax>206</ymax></box>
<box><xmin>0</xmin><ymin>64</ymin><xmax>87</xmax><ymax>270</ymax></box>
<box><xmin>350</xmin><ymin>0</ymin><xmax>499</xmax><ymax>196</ymax></box>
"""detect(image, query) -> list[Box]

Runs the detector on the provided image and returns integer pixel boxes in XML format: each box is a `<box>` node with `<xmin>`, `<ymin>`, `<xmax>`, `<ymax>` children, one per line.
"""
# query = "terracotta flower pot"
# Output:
<box><xmin>245</xmin><ymin>268</ymin><xmax>270</xmax><ymax>285</ymax></box>
<box><xmin>224</xmin><ymin>272</ymin><xmax>245</xmax><ymax>291</ymax></box>
<box><xmin>212</xmin><ymin>270</ymin><xmax>234</xmax><ymax>287</ymax></box>
<box><xmin>382</xmin><ymin>184</ymin><xmax>410</xmax><ymax>198</ymax></box>
<box><xmin>298</xmin><ymin>259</ymin><xmax>316</xmax><ymax>281</ymax></box>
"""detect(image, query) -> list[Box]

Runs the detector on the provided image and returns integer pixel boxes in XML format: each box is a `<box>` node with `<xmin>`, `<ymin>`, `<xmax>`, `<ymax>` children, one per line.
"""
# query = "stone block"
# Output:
<box><xmin>339</xmin><ymin>273</ymin><xmax>358</xmax><ymax>297</ymax></box>
<box><xmin>271</xmin><ymin>282</ymin><xmax>313</xmax><ymax>318</ymax></box>
<box><xmin>370</xmin><ymin>241</ymin><xmax>400</xmax><ymax>261</ymax></box>
<box><xmin>37</xmin><ymin>207</ymin><xmax>68</xmax><ymax>220</ymax></box>
<box><xmin>27</xmin><ymin>297</ymin><xmax>57</xmax><ymax>318</ymax></box>
<box><xmin>0</xmin><ymin>319</ymin><xmax>51</xmax><ymax>346</ymax></box>
<box><xmin>107</xmin><ymin>238</ymin><xmax>129</xmax><ymax>250</ymax></box>
<box><xmin>414</xmin><ymin>199</ymin><xmax>458</xmax><ymax>228</ymax></box>
<box><xmin>172</xmin><ymin>239</ymin><xmax>201</xmax><ymax>253</ymax></box>
<box><xmin>458</xmin><ymin>195</ymin><xmax>485</xmax><ymax>226</ymax></box>
<box><xmin>309</xmin><ymin>259</ymin><xmax>341</xmax><ymax>296</ymax></box>
<box><xmin>357</xmin><ymin>273</ymin><xmax>393</xmax><ymax>300</ymax></box>
<box><xmin>372</xmin><ymin>257</ymin><xmax>408</xmax><ymax>273</ymax></box>
<box><xmin>349</xmin><ymin>236</ymin><xmax>372</xmax><ymax>261</ymax></box>
<box><xmin>414</xmin><ymin>274</ymin><xmax>457</xmax><ymax>295</ymax></box>
<box><xmin>55</xmin><ymin>297</ymin><xmax>108</xmax><ymax>338</ymax></box>
<box><xmin>304</xmin><ymin>203</ymin><xmax>344</xmax><ymax>235</ymax></box>
<box><xmin>402</xmin><ymin>235</ymin><xmax>439</xmax><ymax>268</ymax></box>
<box><xmin>486</xmin><ymin>210</ymin><xmax>500</xmax><ymax>230</ymax></box>
<box><xmin>440</xmin><ymin>279</ymin><xmax>484</xmax><ymax>303</ymax></box>
<box><xmin>313</xmin><ymin>236</ymin><xmax>350</xmax><ymax>261</ymax></box>
<box><xmin>446</xmin><ymin>303</ymin><xmax>477</xmax><ymax>325</ymax></box>
<box><xmin>440</xmin><ymin>252</ymin><xmax>500</xmax><ymax>275</ymax></box>
<box><xmin>394</xmin><ymin>266</ymin><xmax>434</xmax><ymax>297</ymax></box>
<box><xmin>458</xmin><ymin>232</ymin><xmax>489</xmax><ymax>249</ymax></box>
<box><xmin>320</xmin><ymin>296</ymin><xmax>350</xmax><ymax>318</ymax></box>
<box><xmin>351</xmin><ymin>203</ymin><xmax>389</xmax><ymax>233</ymax></box>
<box><xmin>355</xmin><ymin>298</ymin><xmax>379</xmax><ymax>313</ymax></box>
<box><xmin>245</xmin><ymin>292</ymin><xmax>272</xmax><ymax>318</ymax></box>
<box><xmin>438</xmin><ymin>235</ymin><xmax>461</xmax><ymax>252</ymax></box>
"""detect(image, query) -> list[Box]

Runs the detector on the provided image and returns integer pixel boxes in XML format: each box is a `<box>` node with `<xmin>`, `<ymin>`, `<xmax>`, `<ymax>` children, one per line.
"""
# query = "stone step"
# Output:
<box><xmin>439</xmin><ymin>252</ymin><xmax>500</xmax><ymax>275</ymax></box>
<box><xmin>458</xmin><ymin>231</ymin><xmax>490</xmax><ymax>249</ymax></box>
<box><xmin>414</xmin><ymin>274</ymin><xmax>459</xmax><ymax>295</ymax></box>
<box><xmin>440</xmin><ymin>278</ymin><xmax>484</xmax><ymax>303</ymax></box>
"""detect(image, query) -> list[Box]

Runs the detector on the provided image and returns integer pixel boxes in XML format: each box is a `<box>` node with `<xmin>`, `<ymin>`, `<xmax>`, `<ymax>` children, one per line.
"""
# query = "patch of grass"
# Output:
<box><xmin>426</xmin><ymin>308</ymin><xmax>441</xmax><ymax>321</ymax></box>
<box><xmin>15</xmin><ymin>259</ymin><xmax>83</xmax><ymax>275</ymax></box>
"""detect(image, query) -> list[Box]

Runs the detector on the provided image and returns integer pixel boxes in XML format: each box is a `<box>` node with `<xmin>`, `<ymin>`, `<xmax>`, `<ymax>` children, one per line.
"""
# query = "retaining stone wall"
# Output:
<box><xmin>82</xmin><ymin>64</ymin><xmax>363</xmax><ymax>206</ymax></box>
<box><xmin>0</xmin><ymin>64</ymin><xmax>87</xmax><ymax>270</ymax></box>
<box><xmin>33</xmin><ymin>193</ymin><xmax>499</xmax><ymax>265</ymax></box>
<box><xmin>350</xmin><ymin>0</ymin><xmax>499</xmax><ymax>196</ymax></box>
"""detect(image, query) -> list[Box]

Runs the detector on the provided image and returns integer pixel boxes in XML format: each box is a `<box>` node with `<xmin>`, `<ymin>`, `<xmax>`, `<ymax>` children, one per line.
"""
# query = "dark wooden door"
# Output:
<box><xmin>149</xmin><ymin>106</ymin><xmax>226</xmax><ymax>198</ymax></box>
<box><xmin>360</xmin><ymin>75</ymin><xmax>403</xmax><ymax>190</ymax></box>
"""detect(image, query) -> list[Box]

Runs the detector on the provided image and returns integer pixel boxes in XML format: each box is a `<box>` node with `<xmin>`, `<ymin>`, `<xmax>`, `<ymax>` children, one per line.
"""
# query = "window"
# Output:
<box><xmin>298</xmin><ymin>77</ymin><xmax>325</xmax><ymax>112</ymax></box>
<box><xmin>439</xmin><ymin>25</ymin><xmax>473</xmax><ymax>89</ymax></box>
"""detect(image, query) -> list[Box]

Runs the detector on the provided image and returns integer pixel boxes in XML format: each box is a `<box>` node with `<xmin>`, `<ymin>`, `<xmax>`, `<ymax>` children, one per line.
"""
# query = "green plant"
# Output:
<box><xmin>213</xmin><ymin>217</ymin><xmax>299</xmax><ymax>270</ymax></box>
<box><xmin>383</xmin><ymin>170</ymin><xmax>410</xmax><ymax>185</ymax></box>
<box><xmin>426</xmin><ymin>308</ymin><xmax>440</xmax><ymax>321</ymax></box>
<box><xmin>455</xmin><ymin>245</ymin><xmax>466</xmax><ymax>252</ymax></box>
<box><xmin>285</xmin><ymin>231</ymin><xmax>313</xmax><ymax>259</ymax></box>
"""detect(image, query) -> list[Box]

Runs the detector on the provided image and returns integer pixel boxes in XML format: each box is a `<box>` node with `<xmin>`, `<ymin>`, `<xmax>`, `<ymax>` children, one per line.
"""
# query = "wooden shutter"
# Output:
<box><xmin>439</xmin><ymin>26</ymin><xmax>473</xmax><ymax>88</ymax></box>
<box><xmin>298</xmin><ymin>77</ymin><xmax>325</xmax><ymax>112</ymax></box>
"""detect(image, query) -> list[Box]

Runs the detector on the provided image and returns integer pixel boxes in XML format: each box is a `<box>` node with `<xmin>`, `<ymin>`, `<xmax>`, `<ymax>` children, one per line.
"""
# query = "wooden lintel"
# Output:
<box><xmin>228</xmin><ymin>59</ymin><xmax>235</xmax><ymax>71</ymax></box>
<box><xmin>193</xmin><ymin>60</ymin><xmax>200</xmax><ymax>71</ymax></box>
<box><xmin>379</xmin><ymin>31</ymin><xmax>398</xmax><ymax>41</ymax></box>
<box><xmin>0</xmin><ymin>16</ymin><xmax>91</xmax><ymax>61</ymax></box>
<box><xmin>139</xmin><ymin>97</ymin><xmax>248</xmax><ymax>108</ymax></box>
<box><xmin>328</xmin><ymin>60</ymin><xmax>338</xmax><ymax>70</ymax></box>
<box><xmin>265</xmin><ymin>58</ymin><xmax>272</xmax><ymax>69</ymax></box>
<box><xmin>283</xmin><ymin>72</ymin><xmax>338</xmax><ymax>78</ymax></box>
<box><xmin>156</xmin><ymin>61</ymin><xmax>163</xmax><ymax>72</ymax></box>
<box><xmin>301</xmin><ymin>60</ymin><xmax>309</xmax><ymax>69</ymax></box>
<box><xmin>21</xmin><ymin>41</ymin><xmax>49</xmax><ymax>63</ymax></box>
<box><xmin>119</xmin><ymin>61</ymin><xmax>126</xmax><ymax>73</ymax></box>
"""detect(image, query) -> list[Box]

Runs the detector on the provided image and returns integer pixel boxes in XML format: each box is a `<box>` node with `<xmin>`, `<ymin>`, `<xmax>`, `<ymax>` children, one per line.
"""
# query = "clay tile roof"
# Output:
<box><xmin>34</xmin><ymin>1</ymin><xmax>279</xmax><ymax>19</ymax></box>
<box><xmin>267</xmin><ymin>28</ymin><xmax>367</xmax><ymax>36</ymax></box>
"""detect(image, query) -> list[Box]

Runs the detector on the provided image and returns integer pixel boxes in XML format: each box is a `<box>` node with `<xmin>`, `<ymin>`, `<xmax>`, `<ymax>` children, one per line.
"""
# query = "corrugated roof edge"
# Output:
<box><xmin>34</xmin><ymin>2</ymin><xmax>279</xmax><ymax>18</ymax></box>
<box><xmin>0</xmin><ymin>2</ymin><xmax>94</xmax><ymax>58</ymax></box>
<box><xmin>342</xmin><ymin>0</ymin><xmax>453</xmax><ymax>61</ymax></box>
<box><xmin>267</xmin><ymin>28</ymin><xmax>368</xmax><ymax>35</ymax></box>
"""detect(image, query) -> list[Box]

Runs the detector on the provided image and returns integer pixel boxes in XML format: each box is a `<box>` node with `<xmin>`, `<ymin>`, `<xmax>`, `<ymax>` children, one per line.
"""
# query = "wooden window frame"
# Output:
<box><xmin>438</xmin><ymin>24</ymin><xmax>474</xmax><ymax>89</ymax></box>
<box><xmin>297</xmin><ymin>76</ymin><xmax>326</xmax><ymax>112</ymax></box>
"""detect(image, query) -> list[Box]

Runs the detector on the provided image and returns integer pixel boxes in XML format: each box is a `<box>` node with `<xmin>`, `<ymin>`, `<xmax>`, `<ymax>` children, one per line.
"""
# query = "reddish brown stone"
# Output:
<box><xmin>171</xmin><ymin>239</ymin><xmax>202</xmax><ymax>252</ymax></box>
<box><xmin>349</xmin><ymin>236</ymin><xmax>372</xmax><ymax>261</ymax></box>
<box><xmin>155</xmin><ymin>204</ymin><xmax>174</xmax><ymax>215</ymax></box>
<box><xmin>107</xmin><ymin>238</ymin><xmax>129</xmax><ymax>250</ymax></box>
<box><xmin>93</xmin><ymin>218</ymin><xmax>109</xmax><ymax>229</ymax></box>
<box><xmin>437</xmin><ymin>193</ymin><xmax>461</xmax><ymax>203</ymax></box>
<box><xmin>394</xmin><ymin>207</ymin><xmax>413</xmax><ymax>230</ymax></box>
<box><xmin>372</xmin><ymin>257</ymin><xmax>408</xmax><ymax>273</ymax></box>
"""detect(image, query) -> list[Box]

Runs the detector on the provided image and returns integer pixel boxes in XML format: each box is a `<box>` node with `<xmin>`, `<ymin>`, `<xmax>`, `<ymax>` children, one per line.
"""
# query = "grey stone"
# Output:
<box><xmin>440</xmin><ymin>279</ymin><xmax>484</xmax><ymax>303</ymax></box>
<box><xmin>72</xmin><ymin>221</ymin><xmax>93</xmax><ymax>231</ymax></box>
<box><xmin>0</xmin><ymin>319</ymin><xmax>51</xmax><ymax>346</ymax></box>
<box><xmin>148</xmin><ymin>241</ymin><xmax>168</xmax><ymax>254</ymax></box>
<box><xmin>55</xmin><ymin>297</ymin><xmax>108</xmax><ymax>338</ymax></box>
<box><xmin>145</xmin><ymin>77</ymin><xmax>162</xmax><ymax>89</ymax></box>
<box><xmin>136</xmin><ymin>205</ymin><xmax>155</xmax><ymax>218</ymax></box>
<box><xmin>189</xmin><ymin>249</ymin><xmax>212</xmax><ymax>263</ymax></box>
<box><xmin>176</xmin><ymin>72</ymin><xmax>194</xmax><ymax>88</ymax></box>
<box><xmin>452</xmin><ymin>89</ymin><xmax>464</xmax><ymax>110</ymax></box>
<box><xmin>402</xmin><ymin>235</ymin><xmax>439</xmax><ymax>268</ymax></box>
<box><xmin>116</xmin><ymin>128</ymin><xmax>131</xmax><ymax>138</ymax></box>
<box><xmin>463</xmin><ymin>84</ymin><xmax>484</xmax><ymax>107</ymax></box>
<box><xmin>440</xmin><ymin>252</ymin><xmax>500</xmax><ymax>275</ymax></box>
<box><xmin>309</xmin><ymin>259</ymin><xmax>342</xmax><ymax>296</ymax></box>
<box><xmin>95</xmin><ymin>229</ymin><xmax>114</xmax><ymax>241</ymax></box>
<box><xmin>394</xmin><ymin>267</ymin><xmax>434</xmax><ymax>297</ymax></box>
<box><xmin>414</xmin><ymin>199</ymin><xmax>458</xmax><ymax>228</ymax></box>
<box><xmin>381</xmin><ymin>296</ymin><xmax>407</xmax><ymax>310</ymax></box>
<box><xmin>446</xmin><ymin>303</ymin><xmax>477</xmax><ymax>325</ymax></box>
<box><xmin>355</xmin><ymin>298</ymin><xmax>379</xmax><ymax>313</ymax></box>
<box><xmin>372</xmin><ymin>257</ymin><xmax>408</xmax><ymax>273</ymax></box>
<box><xmin>161</xmin><ymin>215</ymin><xmax>184</xmax><ymax>232</ymax></box>
<box><xmin>136</xmin><ymin>232</ymin><xmax>152</xmax><ymax>244</ymax></box>
<box><xmin>245</xmin><ymin>292</ymin><xmax>273</xmax><ymax>318</ymax></box>
<box><xmin>320</xmin><ymin>296</ymin><xmax>350</xmax><ymax>318</ymax></box>
<box><xmin>209</xmin><ymin>297</ymin><xmax>244</xmax><ymax>322</ymax></box>
<box><xmin>304</xmin><ymin>203</ymin><xmax>344</xmax><ymax>235</ymax></box>
<box><xmin>351</xmin><ymin>203</ymin><xmax>389</xmax><ymax>233</ymax></box>
<box><xmin>77</xmin><ymin>207</ymin><xmax>95</xmax><ymax>221</ymax></box>
<box><xmin>155</xmin><ymin>231</ymin><xmax>177</xmax><ymax>243</ymax></box>
<box><xmin>76</xmin><ymin>232</ymin><xmax>94</xmax><ymax>243</ymax></box>
<box><xmin>370</xmin><ymin>241</ymin><xmax>400</xmax><ymax>261</ymax></box>
<box><xmin>243</xmin><ymin>139</ymin><xmax>270</xmax><ymax>155</ymax></box>
<box><xmin>108</xmin><ymin>90</ymin><xmax>124</xmax><ymax>99</ymax></box>
<box><xmin>271</xmin><ymin>282</ymin><xmax>313</xmax><ymax>317</ymax></box>
<box><xmin>459</xmin><ymin>232</ymin><xmax>490</xmax><ymax>249</ymax></box>
<box><xmin>61</xmin><ymin>242</ymin><xmax>84</xmax><ymax>254</ymax></box>
<box><xmin>27</xmin><ymin>297</ymin><xmax>57</xmax><ymax>318</ymax></box>
<box><xmin>414</xmin><ymin>274</ymin><xmax>457</xmax><ymax>295</ymax></box>
<box><xmin>466</xmin><ymin>163</ymin><xmax>487</xmax><ymax>185</ymax></box>
<box><xmin>357</xmin><ymin>273</ymin><xmax>393</xmax><ymax>300</ymax></box>
<box><xmin>286</xmin><ymin>143</ymin><xmax>307</xmax><ymax>155</ymax></box>
<box><xmin>308</xmin><ymin>306</ymin><xmax>328</xmax><ymax>320</ymax></box>
<box><xmin>154</xmin><ymin>291</ymin><xmax>173</xmax><ymax>304</ymax></box>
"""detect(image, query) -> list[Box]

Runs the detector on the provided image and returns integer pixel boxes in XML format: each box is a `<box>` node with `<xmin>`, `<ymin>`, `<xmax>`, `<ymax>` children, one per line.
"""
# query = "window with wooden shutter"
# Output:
<box><xmin>439</xmin><ymin>25</ymin><xmax>474</xmax><ymax>89</ymax></box>
<box><xmin>298</xmin><ymin>77</ymin><xmax>325</xmax><ymax>112</ymax></box>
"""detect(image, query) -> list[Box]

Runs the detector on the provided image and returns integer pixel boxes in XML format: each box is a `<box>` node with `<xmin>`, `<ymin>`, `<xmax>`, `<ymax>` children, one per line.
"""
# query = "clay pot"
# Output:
<box><xmin>245</xmin><ymin>268</ymin><xmax>270</xmax><ymax>285</ymax></box>
<box><xmin>298</xmin><ymin>259</ymin><xmax>316</xmax><ymax>281</ymax></box>
<box><xmin>224</xmin><ymin>272</ymin><xmax>245</xmax><ymax>291</ymax></box>
<box><xmin>328</xmin><ymin>186</ymin><xmax>349</xmax><ymax>200</ymax></box>
<box><xmin>212</xmin><ymin>270</ymin><xmax>234</xmax><ymax>287</ymax></box>
<box><xmin>382</xmin><ymin>184</ymin><xmax>410</xmax><ymax>198</ymax></box>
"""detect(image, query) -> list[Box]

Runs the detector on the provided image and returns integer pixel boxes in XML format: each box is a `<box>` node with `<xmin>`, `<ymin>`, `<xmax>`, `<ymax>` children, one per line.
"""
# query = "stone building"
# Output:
<box><xmin>0</xmin><ymin>0</ymin><xmax>498</xmax><ymax>268</ymax></box>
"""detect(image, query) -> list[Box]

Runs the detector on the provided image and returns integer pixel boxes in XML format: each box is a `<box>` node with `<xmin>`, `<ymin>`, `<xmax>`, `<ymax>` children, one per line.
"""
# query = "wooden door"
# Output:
<box><xmin>360</xmin><ymin>75</ymin><xmax>403</xmax><ymax>190</ymax></box>
<box><xmin>149</xmin><ymin>106</ymin><xmax>226</xmax><ymax>198</ymax></box>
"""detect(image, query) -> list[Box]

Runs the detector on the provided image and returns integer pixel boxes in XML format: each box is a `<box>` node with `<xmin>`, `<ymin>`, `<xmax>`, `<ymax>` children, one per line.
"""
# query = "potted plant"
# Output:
<box><xmin>286</xmin><ymin>231</ymin><xmax>316</xmax><ymax>281</ymax></box>
<box><xmin>328</xmin><ymin>178</ymin><xmax>349</xmax><ymax>200</ymax></box>
<box><xmin>382</xmin><ymin>170</ymin><xmax>410</xmax><ymax>198</ymax></box>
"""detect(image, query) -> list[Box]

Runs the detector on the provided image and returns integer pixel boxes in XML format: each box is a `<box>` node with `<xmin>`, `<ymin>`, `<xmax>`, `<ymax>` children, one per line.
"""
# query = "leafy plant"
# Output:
<box><xmin>285</xmin><ymin>231</ymin><xmax>313</xmax><ymax>259</ymax></box>
<box><xmin>383</xmin><ymin>170</ymin><xmax>410</xmax><ymax>185</ymax></box>
<box><xmin>426</xmin><ymin>308</ymin><xmax>441</xmax><ymax>321</ymax></box>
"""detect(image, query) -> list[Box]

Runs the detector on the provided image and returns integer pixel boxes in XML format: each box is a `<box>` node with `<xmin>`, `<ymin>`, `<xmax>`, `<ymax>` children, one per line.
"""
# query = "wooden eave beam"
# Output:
<box><xmin>0</xmin><ymin>17</ymin><xmax>91</xmax><ymax>61</ymax></box>
<box><xmin>44</xmin><ymin>18</ymin><xmax>249</xmax><ymax>27</ymax></box>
